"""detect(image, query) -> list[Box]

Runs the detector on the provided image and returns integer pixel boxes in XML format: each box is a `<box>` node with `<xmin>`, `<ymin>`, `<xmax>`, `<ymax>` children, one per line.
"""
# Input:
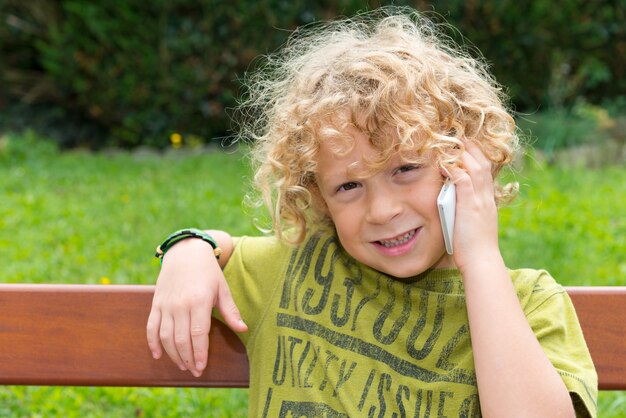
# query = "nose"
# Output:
<box><xmin>365</xmin><ymin>186</ymin><xmax>403</xmax><ymax>225</ymax></box>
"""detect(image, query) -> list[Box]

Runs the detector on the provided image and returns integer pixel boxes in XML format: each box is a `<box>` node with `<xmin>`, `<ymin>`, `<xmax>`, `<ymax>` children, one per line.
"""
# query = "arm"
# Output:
<box><xmin>146</xmin><ymin>230</ymin><xmax>248</xmax><ymax>377</ymax></box>
<box><xmin>449</xmin><ymin>142</ymin><xmax>575</xmax><ymax>417</ymax></box>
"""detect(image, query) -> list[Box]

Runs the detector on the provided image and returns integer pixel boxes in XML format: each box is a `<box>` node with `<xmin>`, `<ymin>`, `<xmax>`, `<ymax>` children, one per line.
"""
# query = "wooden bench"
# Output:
<box><xmin>0</xmin><ymin>284</ymin><xmax>624</xmax><ymax>391</ymax></box>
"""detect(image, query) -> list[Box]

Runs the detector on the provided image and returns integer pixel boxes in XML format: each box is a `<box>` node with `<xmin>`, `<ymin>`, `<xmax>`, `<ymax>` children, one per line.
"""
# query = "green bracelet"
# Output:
<box><xmin>155</xmin><ymin>228</ymin><xmax>222</xmax><ymax>261</ymax></box>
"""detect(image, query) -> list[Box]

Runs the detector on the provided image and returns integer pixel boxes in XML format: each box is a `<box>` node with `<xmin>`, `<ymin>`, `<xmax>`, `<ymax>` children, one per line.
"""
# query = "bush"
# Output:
<box><xmin>433</xmin><ymin>0</ymin><xmax>626</xmax><ymax>108</ymax></box>
<box><xmin>0</xmin><ymin>0</ymin><xmax>339</xmax><ymax>148</ymax></box>
<box><xmin>1</xmin><ymin>0</ymin><xmax>624</xmax><ymax>148</ymax></box>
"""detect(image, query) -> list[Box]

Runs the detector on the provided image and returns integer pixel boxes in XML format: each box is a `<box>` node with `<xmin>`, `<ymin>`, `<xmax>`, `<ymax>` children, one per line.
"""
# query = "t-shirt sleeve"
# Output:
<box><xmin>219</xmin><ymin>235</ymin><xmax>291</xmax><ymax>345</ymax></box>
<box><xmin>516</xmin><ymin>270</ymin><xmax>598</xmax><ymax>418</ymax></box>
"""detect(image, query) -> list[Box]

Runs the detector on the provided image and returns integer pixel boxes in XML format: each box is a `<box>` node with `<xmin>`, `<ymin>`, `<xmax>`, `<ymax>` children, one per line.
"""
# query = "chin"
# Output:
<box><xmin>375</xmin><ymin>262</ymin><xmax>430</xmax><ymax>279</ymax></box>
<box><xmin>380</xmin><ymin>255</ymin><xmax>455</xmax><ymax>278</ymax></box>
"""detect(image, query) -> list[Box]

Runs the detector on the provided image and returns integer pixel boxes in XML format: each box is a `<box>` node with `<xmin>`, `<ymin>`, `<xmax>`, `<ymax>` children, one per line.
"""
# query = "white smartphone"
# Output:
<box><xmin>437</xmin><ymin>181</ymin><xmax>456</xmax><ymax>255</ymax></box>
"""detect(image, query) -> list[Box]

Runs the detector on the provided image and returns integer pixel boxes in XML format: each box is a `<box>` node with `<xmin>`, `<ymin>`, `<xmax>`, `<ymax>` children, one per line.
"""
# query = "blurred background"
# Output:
<box><xmin>1</xmin><ymin>0</ymin><xmax>625</xmax><ymax>155</ymax></box>
<box><xmin>0</xmin><ymin>1</ymin><xmax>624</xmax><ymax>417</ymax></box>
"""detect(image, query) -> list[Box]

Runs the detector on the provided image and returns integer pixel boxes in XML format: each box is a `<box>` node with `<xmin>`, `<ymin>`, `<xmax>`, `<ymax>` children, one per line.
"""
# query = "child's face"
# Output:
<box><xmin>315</xmin><ymin>126</ymin><xmax>455</xmax><ymax>278</ymax></box>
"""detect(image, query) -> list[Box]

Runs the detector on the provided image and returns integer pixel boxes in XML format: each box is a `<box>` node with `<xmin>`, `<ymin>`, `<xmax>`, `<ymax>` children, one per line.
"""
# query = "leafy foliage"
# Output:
<box><xmin>434</xmin><ymin>0</ymin><xmax>626</xmax><ymax>108</ymax></box>
<box><xmin>1</xmin><ymin>1</ymin><xmax>625</xmax><ymax>148</ymax></box>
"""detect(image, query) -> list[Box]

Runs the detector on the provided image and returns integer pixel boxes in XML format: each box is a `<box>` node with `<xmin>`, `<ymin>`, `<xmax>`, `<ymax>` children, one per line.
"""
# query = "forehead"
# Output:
<box><xmin>315</xmin><ymin>134</ymin><xmax>427</xmax><ymax>189</ymax></box>
<box><xmin>312</xmin><ymin>108</ymin><xmax>431</xmax><ymax>159</ymax></box>
<box><xmin>316</xmin><ymin>129</ymin><xmax>374</xmax><ymax>176</ymax></box>
<box><xmin>316</xmin><ymin>111</ymin><xmax>394</xmax><ymax>158</ymax></box>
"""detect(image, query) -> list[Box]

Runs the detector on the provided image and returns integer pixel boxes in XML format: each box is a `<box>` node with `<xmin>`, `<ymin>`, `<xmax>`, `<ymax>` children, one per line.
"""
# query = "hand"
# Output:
<box><xmin>446</xmin><ymin>140</ymin><xmax>500</xmax><ymax>272</ymax></box>
<box><xmin>146</xmin><ymin>235</ymin><xmax>248</xmax><ymax>377</ymax></box>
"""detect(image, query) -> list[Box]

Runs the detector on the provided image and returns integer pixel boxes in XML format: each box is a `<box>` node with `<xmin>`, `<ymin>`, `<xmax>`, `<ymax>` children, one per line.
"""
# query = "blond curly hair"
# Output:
<box><xmin>237</xmin><ymin>7</ymin><xmax>520</xmax><ymax>244</ymax></box>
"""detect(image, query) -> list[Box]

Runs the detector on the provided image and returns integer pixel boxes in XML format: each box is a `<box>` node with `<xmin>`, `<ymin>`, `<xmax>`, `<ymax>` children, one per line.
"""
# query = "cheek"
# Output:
<box><xmin>408</xmin><ymin>179</ymin><xmax>443</xmax><ymax>212</ymax></box>
<box><xmin>326</xmin><ymin>204</ymin><xmax>362</xmax><ymax>241</ymax></box>
<box><xmin>327</xmin><ymin>208</ymin><xmax>351</xmax><ymax>234</ymax></box>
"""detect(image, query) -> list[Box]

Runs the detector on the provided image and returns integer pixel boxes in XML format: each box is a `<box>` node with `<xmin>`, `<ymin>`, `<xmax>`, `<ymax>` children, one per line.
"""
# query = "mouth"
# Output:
<box><xmin>376</xmin><ymin>229</ymin><xmax>418</xmax><ymax>248</ymax></box>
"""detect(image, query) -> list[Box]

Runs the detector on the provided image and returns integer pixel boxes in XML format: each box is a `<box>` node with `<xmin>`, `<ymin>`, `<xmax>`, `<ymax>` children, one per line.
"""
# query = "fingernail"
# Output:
<box><xmin>179</xmin><ymin>364</ymin><xmax>187</xmax><ymax>371</ymax></box>
<box><xmin>196</xmin><ymin>361</ymin><xmax>204</xmax><ymax>370</ymax></box>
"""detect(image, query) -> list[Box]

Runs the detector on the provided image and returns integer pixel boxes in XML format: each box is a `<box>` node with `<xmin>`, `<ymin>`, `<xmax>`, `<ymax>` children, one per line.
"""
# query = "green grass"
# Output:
<box><xmin>0</xmin><ymin>133</ymin><xmax>624</xmax><ymax>416</ymax></box>
<box><xmin>0</xmin><ymin>386</ymin><xmax>248</xmax><ymax>418</ymax></box>
<box><xmin>498</xmin><ymin>157</ymin><xmax>626</xmax><ymax>286</ymax></box>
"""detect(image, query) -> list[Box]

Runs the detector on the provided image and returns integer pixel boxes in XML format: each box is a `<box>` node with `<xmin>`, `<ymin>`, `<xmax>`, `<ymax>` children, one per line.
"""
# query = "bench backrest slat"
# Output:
<box><xmin>0</xmin><ymin>284</ymin><xmax>624</xmax><ymax>390</ymax></box>
<box><xmin>566</xmin><ymin>286</ymin><xmax>626</xmax><ymax>390</ymax></box>
<box><xmin>0</xmin><ymin>284</ymin><xmax>247</xmax><ymax>387</ymax></box>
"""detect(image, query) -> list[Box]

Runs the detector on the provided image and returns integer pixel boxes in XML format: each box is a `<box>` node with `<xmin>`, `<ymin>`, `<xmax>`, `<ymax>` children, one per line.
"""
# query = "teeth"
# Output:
<box><xmin>379</xmin><ymin>230</ymin><xmax>416</xmax><ymax>247</ymax></box>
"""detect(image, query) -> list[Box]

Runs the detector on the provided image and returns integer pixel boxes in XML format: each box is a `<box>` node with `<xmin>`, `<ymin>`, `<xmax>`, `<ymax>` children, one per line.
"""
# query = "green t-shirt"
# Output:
<box><xmin>222</xmin><ymin>230</ymin><xmax>597</xmax><ymax>417</ymax></box>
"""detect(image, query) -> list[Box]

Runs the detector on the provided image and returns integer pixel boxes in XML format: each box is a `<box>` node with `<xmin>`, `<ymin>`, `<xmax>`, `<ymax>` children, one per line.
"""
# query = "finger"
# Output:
<box><xmin>146</xmin><ymin>308</ymin><xmax>163</xmax><ymax>359</ymax></box>
<box><xmin>463</xmin><ymin>139</ymin><xmax>492</xmax><ymax>167</ymax></box>
<box><xmin>216</xmin><ymin>281</ymin><xmax>248</xmax><ymax>333</ymax></box>
<box><xmin>189</xmin><ymin>301</ymin><xmax>211</xmax><ymax>374</ymax></box>
<box><xmin>459</xmin><ymin>152</ymin><xmax>487</xmax><ymax>186</ymax></box>
<box><xmin>458</xmin><ymin>141</ymin><xmax>489</xmax><ymax>178</ymax></box>
<box><xmin>447</xmin><ymin>164</ymin><xmax>473</xmax><ymax>193</ymax></box>
<box><xmin>159</xmin><ymin>313</ymin><xmax>186</xmax><ymax>371</ymax></box>
<box><xmin>451</xmin><ymin>154</ymin><xmax>498</xmax><ymax>215</ymax></box>
<box><xmin>459</xmin><ymin>144</ymin><xmax>494</xmax><ymax>193</ymax></box>
<box><xmin>440</xmin><ymin>144</ymin><xmax>480</xmax><ymax>184</ymax></box>
<box><xmin>172</xmin><ymin>310</ymin><xmax>200</xmax><ymax>376</ymax></box>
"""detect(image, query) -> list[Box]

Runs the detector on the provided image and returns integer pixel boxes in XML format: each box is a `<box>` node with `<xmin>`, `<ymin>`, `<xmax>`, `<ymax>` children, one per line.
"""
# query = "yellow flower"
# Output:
<box><xmin>170</xmin><ymin>133</ymin><xmax>183</xmax><ymax>148</ymax></box>
<box><xmin>100</xmin><ymin>276</ymin><xmax>111</xmax><ymax>285</ymax></box>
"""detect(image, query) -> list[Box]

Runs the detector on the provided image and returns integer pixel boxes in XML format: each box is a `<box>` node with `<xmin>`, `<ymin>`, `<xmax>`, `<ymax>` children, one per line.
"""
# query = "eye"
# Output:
<box><xmin>337</xmin><ymin>181</ymin><xmax>360</xmax><ymax>192</ymax></box>
<box><xmin>395</xmin><ymin>164</ymin><xmax>420</xmax><ymax>174</ymax></box>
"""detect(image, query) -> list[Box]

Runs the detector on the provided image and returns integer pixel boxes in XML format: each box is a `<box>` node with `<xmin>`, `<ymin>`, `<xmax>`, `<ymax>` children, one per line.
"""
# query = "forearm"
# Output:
<box><xmin>461</xmin><ymin>252</ymin><xmax>574</xmax><ymax>417</ymax></box>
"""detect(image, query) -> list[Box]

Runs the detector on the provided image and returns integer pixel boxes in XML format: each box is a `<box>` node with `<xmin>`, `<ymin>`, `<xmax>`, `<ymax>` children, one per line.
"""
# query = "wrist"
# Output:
<box><xmin>155</xmin><ymin>228</ymin><xmax>222</xmax><ymax>262</ymax></box>
<box><xmin>161</xmin><ymin>237</ymin><xmax>220</xmax><ymax>265</ymax></box>
<box><xmin>456</xmin><ymin>247</ymin><xmax>505</xmax><ymax>277</ymax></box>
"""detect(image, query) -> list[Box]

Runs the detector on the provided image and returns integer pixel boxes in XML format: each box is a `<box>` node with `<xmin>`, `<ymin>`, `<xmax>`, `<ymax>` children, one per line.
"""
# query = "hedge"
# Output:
<box><xmin>0</xmin><ymin>0</ymin><xmax>624</xmax><ymax>148</ymax></box>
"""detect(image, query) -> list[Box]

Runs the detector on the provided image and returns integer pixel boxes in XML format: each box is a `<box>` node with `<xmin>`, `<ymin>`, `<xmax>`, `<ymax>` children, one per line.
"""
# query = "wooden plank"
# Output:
<box><xmin>0</xmin><ymin>284</ymin><xmax>624</xmax><ymax>390</ymax></box>
<box><xmin>0</xmin><ymin>284</ymin><xmax>248</xmax><ymax>387</ymax></box>
<box><xmin>566</xmin><ymin>286</ymin><xmax>626</xmax><ymax>390</ymax></box>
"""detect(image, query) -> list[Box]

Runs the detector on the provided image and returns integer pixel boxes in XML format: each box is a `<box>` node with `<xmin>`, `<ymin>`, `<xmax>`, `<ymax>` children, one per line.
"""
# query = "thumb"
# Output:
<box><xmin>216</xmin><ymin>281</ymin><xmax>248</xmax><ymax>333</ymax></box>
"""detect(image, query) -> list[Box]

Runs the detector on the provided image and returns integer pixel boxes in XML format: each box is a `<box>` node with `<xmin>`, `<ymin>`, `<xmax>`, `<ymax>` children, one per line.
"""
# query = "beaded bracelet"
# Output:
<box><xmin>155</xmin><ymin>228</ymin><xmax>222</xmax><ymax>261</ymax></box>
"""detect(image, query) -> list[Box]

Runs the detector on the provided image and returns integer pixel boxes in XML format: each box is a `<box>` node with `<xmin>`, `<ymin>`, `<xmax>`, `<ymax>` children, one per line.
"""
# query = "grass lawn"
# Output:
<box><xmin>0</xmin><ymin>134</ymin><xmax>624</xmax><ymax>416</ymax></box>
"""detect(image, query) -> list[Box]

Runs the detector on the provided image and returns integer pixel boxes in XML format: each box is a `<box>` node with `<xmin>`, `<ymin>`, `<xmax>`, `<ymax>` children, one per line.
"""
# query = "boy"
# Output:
<box><xmin>147</xmin><ymin>8</ymin><xmax>597</xmax><ymax>417</ymax></box>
